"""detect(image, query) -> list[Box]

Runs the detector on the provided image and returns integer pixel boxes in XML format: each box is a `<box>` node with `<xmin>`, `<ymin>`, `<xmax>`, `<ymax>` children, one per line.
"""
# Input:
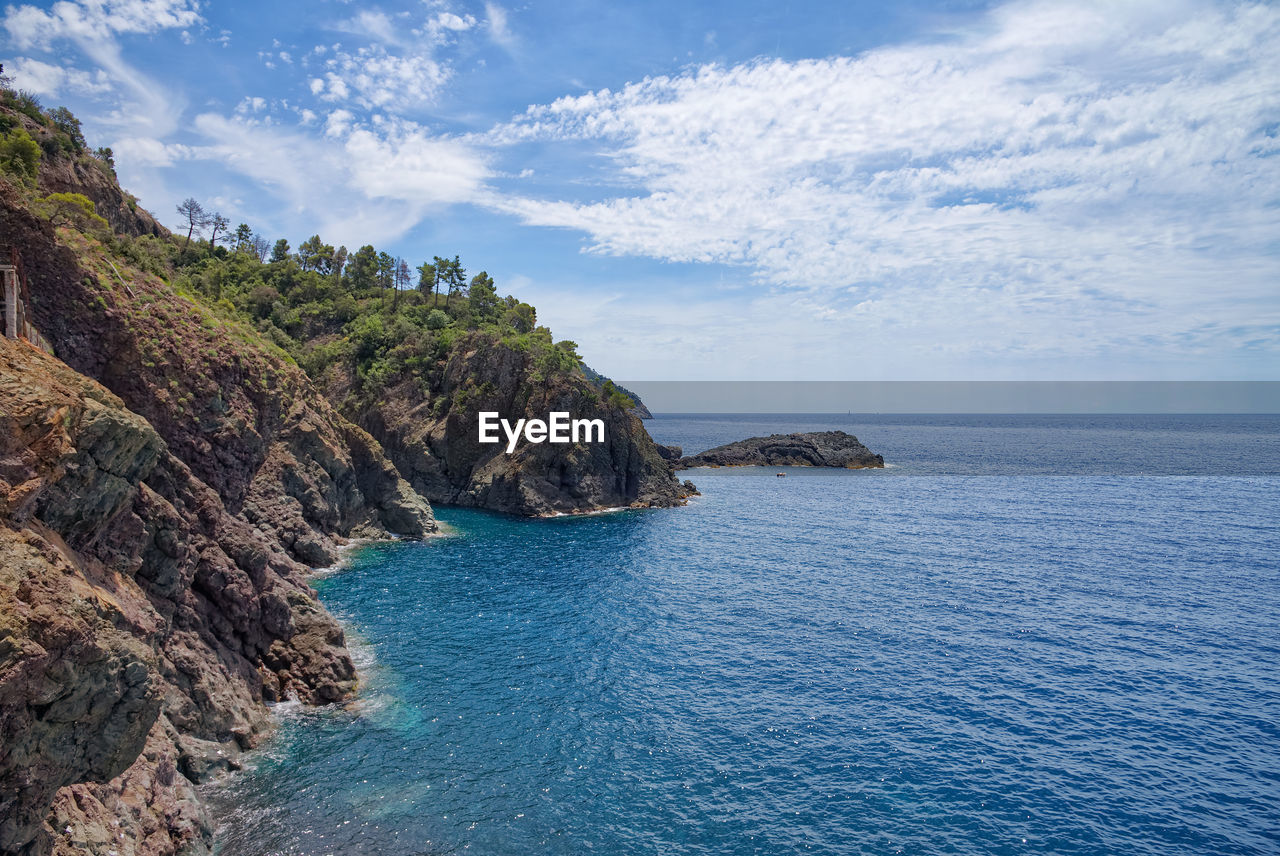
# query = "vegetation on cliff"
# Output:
<box><xmin>0</xmin><ymin>90</ymin><xmax>687</xmax><ymax>517</ymax></box>
<box><xmin>0</xmin><ymin>88</ymin><xmax>693</xmax><ymax>856</ymax></box>
<box><xmin>0</xmin><ymin>84</ymin><xmax>440</xmax><ymax>856</ymax></box>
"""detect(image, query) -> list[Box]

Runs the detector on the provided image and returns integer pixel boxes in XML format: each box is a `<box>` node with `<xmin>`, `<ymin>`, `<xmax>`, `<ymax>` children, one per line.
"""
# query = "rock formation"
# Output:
<box><xmin>341</xmin><ymin>335</ymin><xmax>694</xmax><ymax>516</ymax></box>
<box><xmin>0</xmin><ymin>183</ymin><xmax>434</xmax><ymax>855</ymax></box>
<box><xmin>677</xmin><ymin>431</ymin><xmax>884</xmax><ymax>469</ymax></box>
<box><xmin>0</xmin><ymin>96</ymin><xmax>691</xmax><ymax>856</ymax></box>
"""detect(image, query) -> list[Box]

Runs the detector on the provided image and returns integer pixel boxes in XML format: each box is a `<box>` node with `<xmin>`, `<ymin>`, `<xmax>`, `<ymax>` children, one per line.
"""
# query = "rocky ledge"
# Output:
<box><xmin>677</xmin><ymin>431</ymin><xmax>884</xmax><ymax>469</ymax></box>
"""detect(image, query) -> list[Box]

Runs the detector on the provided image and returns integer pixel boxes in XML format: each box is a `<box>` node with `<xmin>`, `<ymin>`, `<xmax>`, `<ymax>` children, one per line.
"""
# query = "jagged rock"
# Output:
<box><xmin>347</xmin><ymin>335</ymin><xmax>696</xmax><ymax>516</ymax></box>
<box><xmin>0</xmin><ymin>170</ymin><xmax>437</xmax><ymax>856</ymax></box>
<box><xmin>0</xmin><ymin>336</ymin><xmax>379</xmax><ymax>856</ymax></box>
<box><xmin>677</xmin><ymin>431</ymin><xmax>884</xmax><ymax>469</ymax></box>
<box><xmin>655</xmin><ymin>443</ymin><xmax>682</xmax><ymax>462</ymax></box>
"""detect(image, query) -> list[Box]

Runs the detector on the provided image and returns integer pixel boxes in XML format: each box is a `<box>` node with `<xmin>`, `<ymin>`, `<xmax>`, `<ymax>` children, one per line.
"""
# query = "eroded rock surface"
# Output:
<box><xmin>0</xmin><ymin>182</ymin><xmax>436</xmax><ymax>856</ymax></box>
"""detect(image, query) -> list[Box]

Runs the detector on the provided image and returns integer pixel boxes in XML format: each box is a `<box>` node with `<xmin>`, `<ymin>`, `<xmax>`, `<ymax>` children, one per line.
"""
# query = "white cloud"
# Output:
<box><xmin>312</xmin><ymin>49</ymin><xmax>449</xmax><ymax>110</ymax></box>
<box><xmin>3</xmin><ymin>0</ymin><xmax>199</xmax><ymax>49</ymax></box>
<box><xmin>429</xmin><ymin>12</ymin><xmax>473</xmax><ymax>34</ymax></box>
<box><xmin>344</xmin><ymin>10</ymin><xmax>402</xmax><ymax>45</ymax></box>
<box><xmin>111</xmin><ymin>135</ymin><xmax>194</xmax><ymax>167</ymax></box>
<box><xmin>324</xmin><ymin>108</ymin><xmax>355</xmax><ymax>137</ymax></box>
<box><xmin>344</xmin><ymin>121</ymin><xmax>490</xmax><ymax>205</ymax></box>
<box><xmin>484</xmin><ymin>2</ymin><xmax>514</xmax><ymax>48</ymax></box>
<box><xmin>2</xmin><ymin>0</ymin><xmax>199</xmax><ymax>136</ymax></box>
<box><xmin>308</xmin><ymin>7</ymin><xmax>476</xmax><ymax>112</ymax></box>
<box><xmin>487</xmin><ymin>0</ymin><xmax>1280</xmax><ymax>367</ymax></box>
<box><xmin>186</xmin><ymin>111</ymin><xmax>489</xmax><ymax>246</ymax></box>
<box><xmin>4</xmin><ymin>57</ymin><xmax>112</xmax><ymax>96</ymax></box>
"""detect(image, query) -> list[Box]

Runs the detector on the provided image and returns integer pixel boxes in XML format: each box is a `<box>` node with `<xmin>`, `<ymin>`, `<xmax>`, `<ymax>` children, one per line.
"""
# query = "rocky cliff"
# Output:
<box><xmin>4</xmin><ymin>107</ymin><xmax>164</xmax><ymax>239</ymax></box>
<box><xmin>338</xmin><ymin>334</ymin><xmax>694</xmax><ymax>516</ymax></box>
<box><xmin>677</xmin><ymin>431</ymin><xmax>884</xmax><ymax>469</ymax></box>
<box><xmin>0</xmin><ymin>94</ymin><xmax>691</xmax><ymax>856</ymax></box>
<box><xmin>0</xmin><ymin>177</ymin><xmax>435</xmax><ymax>855</ymax></box>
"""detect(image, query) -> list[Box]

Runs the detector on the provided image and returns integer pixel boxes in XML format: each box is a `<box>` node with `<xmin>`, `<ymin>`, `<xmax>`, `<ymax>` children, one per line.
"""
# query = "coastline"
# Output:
<box><xmin>193</xmin><ymin>420</ymin><xmax>1280</xmax><ymax>856</ymax></box>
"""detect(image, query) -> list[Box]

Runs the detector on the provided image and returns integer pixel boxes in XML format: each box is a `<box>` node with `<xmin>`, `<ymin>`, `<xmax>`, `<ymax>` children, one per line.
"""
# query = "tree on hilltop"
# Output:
<box><xmin>270</xmin><ymin>238</ymin><xmax>291</xmax><ymax>263</ymax></box>
<box><xmin>393</xmin><ymin>258</ymin><xmax>410</xmax><ymax>309</ymax></box>
<box><xmin>250</xmin><ymin>234</ymin><xmax>271</xmax><ymax>262</ymax></box>
<box><xmin>298</xmin><ymin>234</ymin><xmax>335</xmax><ymax>272</ymax></box>
<box><xmin>346</xmin><ymin>245</ymin><xmax>377</xmax><ymax>290</ymax></box>
<box><xmin>469</xmin><ymin>271</ymin><xmax>498</xmax><ymax>321</ymax></box>
<box><xmin>416</xmin><ymin>260</ymin><xmax>435</xmax><ymax>295</ymax></box>
<box><xmin>48</xmin><ymin>107</ymin><xmax>86</xmax><ymax>153</ymax></box>
<box><xmin>233</xmin><ymin>223</ymin><xmax>253</xmax><ymax>252</ymax></box>
<box><xmin>445</xmin><ymin>255</ymin><xmax>466</xmax><ymax>302</ymax></box>
<box><xmin>176</xmin><ymin>197</ymin><xmax>210</xmax><ymax>247</ymax></box>
<box><xmin>429</xmin><ymin>255</ymin><xmax>446</xmax><ymax>305</ymax></box>
<box><xmin>208</xmin><ymin>212</ymin><xmax>230</xmax><ymax>246</ymax></box>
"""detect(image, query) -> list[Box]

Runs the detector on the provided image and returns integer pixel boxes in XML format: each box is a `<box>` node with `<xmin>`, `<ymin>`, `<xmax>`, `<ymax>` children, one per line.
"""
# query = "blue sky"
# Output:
<box><xmin>3</xmin><ymin>0</ymin><xmax>1278</xmax><ymax>381</ymax></box>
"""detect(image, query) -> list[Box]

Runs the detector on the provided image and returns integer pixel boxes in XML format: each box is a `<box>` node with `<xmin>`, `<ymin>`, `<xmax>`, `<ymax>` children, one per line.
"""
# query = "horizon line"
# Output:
<box><xmin>618</xmin><ymin>381</ymin><xmax>1280</xmax><ymax>414</ymax></box>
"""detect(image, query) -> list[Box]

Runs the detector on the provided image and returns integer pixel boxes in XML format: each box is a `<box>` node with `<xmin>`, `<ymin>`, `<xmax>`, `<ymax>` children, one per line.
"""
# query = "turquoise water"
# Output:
<box><xmin>210</xmin><ymin>415</ymin><xmax>1280</xmax><ymax>855</ymax></box>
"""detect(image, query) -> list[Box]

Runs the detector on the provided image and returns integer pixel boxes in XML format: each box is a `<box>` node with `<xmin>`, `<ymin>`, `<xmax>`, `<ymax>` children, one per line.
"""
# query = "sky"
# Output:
<box><xmin>2</xmin><ymin>0</ymin><xmax>1278</xmax><ymax>382</ymax></box>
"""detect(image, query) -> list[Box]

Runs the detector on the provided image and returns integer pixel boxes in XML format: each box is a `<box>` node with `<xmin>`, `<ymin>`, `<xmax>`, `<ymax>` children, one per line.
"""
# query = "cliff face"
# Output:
<box><xmin>0</xmin><ymin>348</ymin><xmax>163</xmax><ymax>853</ymax></box>
<box><xmin>343</xmin><ymin>334</ymin><xmax>694</xmax><ymax>516</ymax></box>
<box><xmin>0</xmin><ymin>186</ymin><xmax>434</xmax><ymax>563</ymax></box>
<box><xmin>38</xmin><ymin>155</ymin><xmax>165</xmax><ymax>239</ymax></box>
<box><xmin>0</xmin><ymin>182</ymin><xmax>435</xmax><ymax>855</ymax></box>
<box><xmin>0</xmin><ymin>338</ymin><xmax>356</xmax><ymax>854</ymax></box>
<box><xmin>5</xmin><ymin>108</ymin><xmax>165</xmax><ymax>239</ymax></box>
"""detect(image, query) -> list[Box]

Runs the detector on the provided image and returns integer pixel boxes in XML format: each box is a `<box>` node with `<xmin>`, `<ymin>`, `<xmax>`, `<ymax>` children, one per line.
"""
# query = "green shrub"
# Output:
<box><xmin>425</xmin><ymin>308</ymin><xmax>452</xmax><ymax>330</ymax></box>
<box><xmin>41</xmin><ymin>192</ymin><xmax>109</xmax><ymax>234</ymax></box>
<box><xmin>0</xmin><ymin>127</ymin><xmax>40</xmax><ymax>181</ymax></box>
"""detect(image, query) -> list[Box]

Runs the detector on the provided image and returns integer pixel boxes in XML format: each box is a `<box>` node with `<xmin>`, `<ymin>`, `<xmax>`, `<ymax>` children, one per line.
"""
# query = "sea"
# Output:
<box><xmin>207</xmin><ymin>414</ymin><xmax>1280</xmax><ymax>855</ymax></box>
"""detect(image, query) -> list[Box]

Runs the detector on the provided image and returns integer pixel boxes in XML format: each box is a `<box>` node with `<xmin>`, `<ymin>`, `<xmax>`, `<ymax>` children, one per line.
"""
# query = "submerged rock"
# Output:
<box><xmin>677</xmin><ymin>431</ymin><xmax>884</xmax><ymax>469</ymax></box>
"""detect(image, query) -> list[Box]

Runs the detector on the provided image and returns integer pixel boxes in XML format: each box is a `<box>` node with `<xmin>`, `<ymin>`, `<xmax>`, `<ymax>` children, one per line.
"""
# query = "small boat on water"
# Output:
<box><xmin>776</xmin><ymin>472</ymin><xmax>787</xmax><ymax>477</ymax></box>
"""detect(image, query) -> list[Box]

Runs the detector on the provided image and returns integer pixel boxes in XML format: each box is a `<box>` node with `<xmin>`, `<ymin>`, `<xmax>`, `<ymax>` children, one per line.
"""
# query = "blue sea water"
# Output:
<box><xmin>208</xmin><ymin>415</ymin><xmax>1280</xmax><ymax>855</ymax></box>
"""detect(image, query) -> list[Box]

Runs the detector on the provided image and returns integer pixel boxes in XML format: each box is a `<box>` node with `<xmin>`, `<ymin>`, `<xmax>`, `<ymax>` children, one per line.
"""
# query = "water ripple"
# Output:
<box><xmin>210</xmin><ymin>451</ymin><xmax>1280</xmax><ymax>855</ymax></box>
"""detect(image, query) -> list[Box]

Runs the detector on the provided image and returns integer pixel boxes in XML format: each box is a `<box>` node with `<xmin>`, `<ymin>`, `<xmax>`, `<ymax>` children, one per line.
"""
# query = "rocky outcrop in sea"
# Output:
<box><xmin>677</xmin><ymin>431</ymin><xmax>884</xmax><ymax>469</ymax></box>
